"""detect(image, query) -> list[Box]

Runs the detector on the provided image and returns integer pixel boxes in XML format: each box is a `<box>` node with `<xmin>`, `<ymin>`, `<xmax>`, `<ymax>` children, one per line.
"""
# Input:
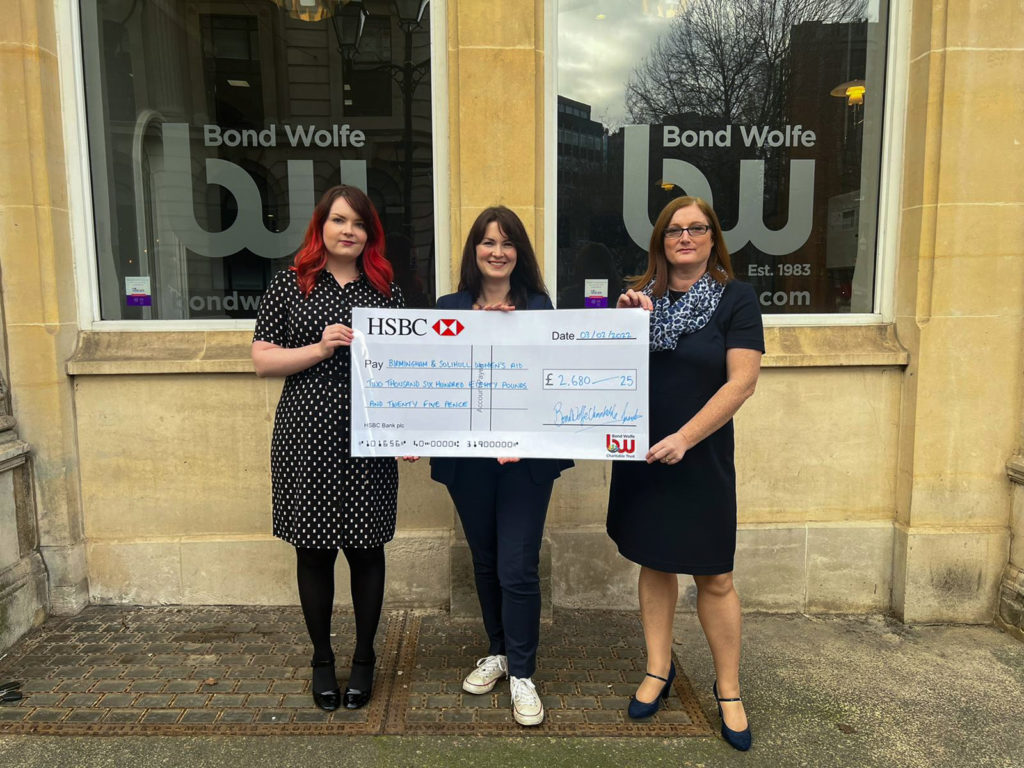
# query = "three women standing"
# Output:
<box><xmin>608</xmin><ymin>196</ymin><xmax>763</xmax><ymax>749</ymax></box>
<box><xmin>252</xmin><ymin>185</ymin><xmax>405</xmax><ymax>712</ymax></box>
<box><xmin>430</xmin><ymin>207</ymin><xmax>572</xmax><ymax>726</ymax></box>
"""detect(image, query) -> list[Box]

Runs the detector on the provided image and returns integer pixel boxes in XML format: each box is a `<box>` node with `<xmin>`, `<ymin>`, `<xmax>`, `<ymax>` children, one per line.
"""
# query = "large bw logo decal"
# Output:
<box><xmin>622</xmin><ymin>125</ymin><xmax>814</xmax><ymax>256</ymax></box>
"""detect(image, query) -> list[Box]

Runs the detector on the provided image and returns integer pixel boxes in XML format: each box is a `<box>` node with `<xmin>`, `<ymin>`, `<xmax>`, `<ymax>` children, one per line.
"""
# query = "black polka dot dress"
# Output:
<box><xmin>254</xmin><ymin>269</ymin><xmax>404</xmax><ymax>549</ymax></box>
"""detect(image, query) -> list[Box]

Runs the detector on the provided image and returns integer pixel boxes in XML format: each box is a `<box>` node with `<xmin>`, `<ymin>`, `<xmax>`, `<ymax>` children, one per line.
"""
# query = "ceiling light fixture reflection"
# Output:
<box><xmin>830</xmin><ymin>79</ymin><xmax>866</xmax><ymax>106</ymax></box>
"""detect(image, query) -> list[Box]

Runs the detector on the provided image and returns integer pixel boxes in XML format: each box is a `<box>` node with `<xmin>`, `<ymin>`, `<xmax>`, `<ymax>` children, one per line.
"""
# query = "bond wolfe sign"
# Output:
<box><xmin>154</xmin><ymin>121</ymin><xmax>815</xmax><ymax>262</ymax></box>
<box><xmin>155</xmin><ymin>122</ymin><xmax>368</xmax><ymax>260</ymax></box>
<box><xmin>622</xmin><ymin>124</ymin><xmax>815</xmax><ymax>256</ymax></box>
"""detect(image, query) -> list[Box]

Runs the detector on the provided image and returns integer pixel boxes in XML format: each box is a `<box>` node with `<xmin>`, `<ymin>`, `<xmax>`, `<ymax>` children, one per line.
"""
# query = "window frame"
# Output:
<box><xmin>59</xmin><ymin>0</ymin><xmax>450</xmax><ymax>332</ymax></box>
<box><xmin>544</xmin><ymin>0</ymin><xmax>910</xmax><ymax>326</ymax></box>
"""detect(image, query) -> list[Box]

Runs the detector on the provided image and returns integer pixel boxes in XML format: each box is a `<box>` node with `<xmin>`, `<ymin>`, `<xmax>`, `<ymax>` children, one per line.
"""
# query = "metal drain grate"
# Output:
<box><xmin>0</xmin><ymin>606</ymin><xmax>711</xmax><ymax>737</ymax></box>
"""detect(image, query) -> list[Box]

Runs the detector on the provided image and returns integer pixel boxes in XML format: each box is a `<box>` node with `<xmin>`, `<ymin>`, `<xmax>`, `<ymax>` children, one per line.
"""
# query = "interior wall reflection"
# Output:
<box><xmin>81</xmin><ymin>0</ymin><xmax>434</xmax><ymax>320</ymax></box>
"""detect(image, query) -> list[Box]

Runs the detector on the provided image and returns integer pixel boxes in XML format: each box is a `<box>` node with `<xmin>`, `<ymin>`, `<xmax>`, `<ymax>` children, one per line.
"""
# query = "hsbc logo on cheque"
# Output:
<box><xmin>433</xmin><ymin>319</ymin><xmax>464</xmax><ymax>337</ymax></box>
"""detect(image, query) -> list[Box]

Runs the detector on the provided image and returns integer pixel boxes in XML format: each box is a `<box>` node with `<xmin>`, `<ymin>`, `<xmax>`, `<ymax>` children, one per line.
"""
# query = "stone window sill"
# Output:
<box><xmin>66</xmin><ymin>325</ymin><xmax>908</xmax><ymax>376</ymax></box>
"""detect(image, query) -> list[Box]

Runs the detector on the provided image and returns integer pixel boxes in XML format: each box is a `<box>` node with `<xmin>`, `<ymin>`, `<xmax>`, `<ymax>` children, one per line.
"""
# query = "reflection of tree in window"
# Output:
<box><xmin>622</xmin><ymin>0</ymin><xmax>870</xmax><ymax>313</ymax></box>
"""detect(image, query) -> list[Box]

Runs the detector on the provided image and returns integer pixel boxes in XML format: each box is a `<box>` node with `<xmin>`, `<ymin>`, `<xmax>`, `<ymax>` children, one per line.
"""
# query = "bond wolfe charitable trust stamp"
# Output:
<box><xmin>350</xmin><ymin>308</ymin><xmax>650</xmax><ymax>461</ymax></box>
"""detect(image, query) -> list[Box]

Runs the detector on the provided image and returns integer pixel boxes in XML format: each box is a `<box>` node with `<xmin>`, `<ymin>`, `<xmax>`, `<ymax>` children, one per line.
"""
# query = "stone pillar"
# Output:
<box><xmin>0</xmin><ymin>370</ymin><xmax>48</xmax><ymax>650</ymax></box>
<box><xmin>0</xmin><ymin>0</ymin><xmax>89</xmax><ymax>614</ymax></box>
<box><xmin>891</xmin><ymin>0</ymin><xmax>1022</xmax><ymax>621</ymax></box>
<box><xmin>1000</xmin><ymin>460</ymin><xmax>1024</xmax><ymax>638</ymax></box>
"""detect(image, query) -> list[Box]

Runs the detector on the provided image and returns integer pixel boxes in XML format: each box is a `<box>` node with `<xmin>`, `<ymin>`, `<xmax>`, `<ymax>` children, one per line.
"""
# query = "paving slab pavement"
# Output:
<box><xmin>0</xmin><ymin>608</ymin><xmax>1020</xmax><ymax>767</ymax></box>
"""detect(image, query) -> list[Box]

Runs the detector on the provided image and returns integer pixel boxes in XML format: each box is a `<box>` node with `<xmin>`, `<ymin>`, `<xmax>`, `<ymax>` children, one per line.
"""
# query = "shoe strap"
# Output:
<box><xmin>310</xmin><ymin>659</ymin><xmax>335</xmax><ymax>668</ymax></box>
<box><xmin>644</xmin><ymin>671</ymin><xmax>670</xmax><ymax>683</ymax></box>
<box><xmin>716</xmin><ymin>694</ymin><xmax>743</xmax><ymax>702</ymax></box>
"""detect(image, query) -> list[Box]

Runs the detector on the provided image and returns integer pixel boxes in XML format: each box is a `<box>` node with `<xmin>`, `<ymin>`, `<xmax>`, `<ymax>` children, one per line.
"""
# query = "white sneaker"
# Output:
<box><xmin>510</xmin><ymin>675</ymin><xmax>544</xmax><ymax>726</ymax></box>
<box><xmin>462</xmin><ymin>654</ymin><xmax>508</xmax><ymax>694</ymax></box>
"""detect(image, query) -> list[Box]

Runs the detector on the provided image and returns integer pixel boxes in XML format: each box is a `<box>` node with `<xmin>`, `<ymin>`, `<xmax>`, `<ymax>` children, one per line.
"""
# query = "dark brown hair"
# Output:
<box><xmin>629</xmin><ymin>196</ymin><xmax>733</xmax><ymax>297</ymax></box>
<box><xmin>458</xmin><ymin>206</ymin><xmax>548</xmax><ymax>308</ymax></box>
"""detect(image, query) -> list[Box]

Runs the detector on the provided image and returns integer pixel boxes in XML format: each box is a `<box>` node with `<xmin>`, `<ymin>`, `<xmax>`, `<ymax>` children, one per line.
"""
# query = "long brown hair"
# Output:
<box><xmin>458</xmin><ymin>206</ymin><xmax>548</xmax><ymax>309</ymax></box>
<box><xmin>629</xmin><ymin>196</ymin><xmax>733</xmax><ymax>298</ymax></box>
<box><xmin>290</xmin><ymin>185</ymin><xmax>392</xmax><ymax>297</ymax></box>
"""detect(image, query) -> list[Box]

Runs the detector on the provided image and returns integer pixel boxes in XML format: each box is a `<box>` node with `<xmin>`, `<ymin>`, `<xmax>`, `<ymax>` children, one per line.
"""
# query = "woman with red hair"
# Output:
<box><xmin>252</xmin><ymin>185</ymin><xmax>404</xmax><ymax>712</ymax></box>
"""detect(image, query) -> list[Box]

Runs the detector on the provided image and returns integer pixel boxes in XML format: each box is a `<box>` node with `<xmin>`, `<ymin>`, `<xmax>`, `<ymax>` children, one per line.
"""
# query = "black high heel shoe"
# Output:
<box><xmin>713</xmin><ymin>680</ymin><xmax>752</xmax><ymax>751</ymax></box>
<box><xmin>627</xmin><ymin>661</ymin><xmax>676</xmax><ymax>719</ymax></box>
<box><xmin>343</xmin><ymin>652</ymin><xmax>376</xmax><ymax>710</ymax></box>
<box><xmin>310</xmin><ymin>658</ymin><xmax>341</xmax><ymax>712</ymax></box>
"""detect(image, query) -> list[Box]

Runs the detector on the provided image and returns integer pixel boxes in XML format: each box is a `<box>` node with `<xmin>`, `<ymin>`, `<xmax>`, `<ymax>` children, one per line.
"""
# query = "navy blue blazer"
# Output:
<box><xmin>429</xmin><ymin>290</ymin><xmax>574</xmax><ymax>487</ymax></box>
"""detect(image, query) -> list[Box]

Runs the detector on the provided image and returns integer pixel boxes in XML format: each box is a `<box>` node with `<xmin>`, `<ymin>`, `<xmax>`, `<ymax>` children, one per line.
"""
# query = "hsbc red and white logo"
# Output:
<box><xmin>433</xmin><ymin>319</ymin><xmax>464</xmax><ymax>337</ymax></box>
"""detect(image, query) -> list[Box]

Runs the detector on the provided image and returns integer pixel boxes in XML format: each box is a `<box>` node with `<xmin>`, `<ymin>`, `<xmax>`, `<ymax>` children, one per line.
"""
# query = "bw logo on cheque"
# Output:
<box><xmin>606</xmin><ymin>435</ymin><xmax>636</xmax><ymax>455</ymax></box>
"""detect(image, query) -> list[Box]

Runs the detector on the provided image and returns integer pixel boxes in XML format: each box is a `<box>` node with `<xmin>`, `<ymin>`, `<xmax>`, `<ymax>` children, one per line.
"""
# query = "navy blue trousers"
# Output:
<box><xmin>447</xmin><ymin>459</ymin><xmax>553</xmax><ymax>679</ymax></box>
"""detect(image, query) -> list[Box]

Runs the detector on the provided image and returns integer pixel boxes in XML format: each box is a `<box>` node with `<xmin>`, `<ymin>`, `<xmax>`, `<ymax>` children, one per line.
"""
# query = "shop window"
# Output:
<box><xmin>555</xmin><ymin>0</ymin><xmax>889</xmax><ymax>314</ymax></box>
<box><xmin>81</xmin><ymin>0</ymin><xmax>435</xmax><ymax>320</ymax></box>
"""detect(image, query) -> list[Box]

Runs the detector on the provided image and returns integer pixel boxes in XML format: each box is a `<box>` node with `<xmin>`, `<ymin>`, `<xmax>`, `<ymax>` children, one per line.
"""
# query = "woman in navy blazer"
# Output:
<box><xmin>431</xmin><ymin>206</ymin><xmax>572</xmax><ymax>726</ymax></box>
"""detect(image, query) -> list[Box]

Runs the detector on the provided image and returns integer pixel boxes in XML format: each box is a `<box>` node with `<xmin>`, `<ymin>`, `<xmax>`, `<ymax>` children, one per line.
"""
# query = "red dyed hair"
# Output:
<box><xmin>290</xmin><ymin>185</ymin><xmax>393</xmax><ymax>297</ymax></box>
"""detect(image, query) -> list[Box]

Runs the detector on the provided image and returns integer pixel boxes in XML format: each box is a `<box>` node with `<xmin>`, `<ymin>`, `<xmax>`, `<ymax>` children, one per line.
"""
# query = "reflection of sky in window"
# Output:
<box><xmin>558</xmin><ymin>0</ymin><xmax>678</xmax><ymax>130</ymax></box>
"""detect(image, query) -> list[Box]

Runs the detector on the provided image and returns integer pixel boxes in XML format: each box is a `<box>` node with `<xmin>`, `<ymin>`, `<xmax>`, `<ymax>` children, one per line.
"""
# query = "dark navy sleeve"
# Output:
<box><xmin>724</xmin><ymin>281</ymin><xmax>765</xmax><ymax>353</ymax></box>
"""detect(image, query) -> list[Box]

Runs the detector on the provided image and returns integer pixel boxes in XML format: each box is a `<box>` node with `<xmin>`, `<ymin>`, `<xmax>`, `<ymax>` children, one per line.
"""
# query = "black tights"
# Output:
<box><xmin>295</xmin><ymin>545</ymin><xmax>385</xmax><ymax>686</ymax></box>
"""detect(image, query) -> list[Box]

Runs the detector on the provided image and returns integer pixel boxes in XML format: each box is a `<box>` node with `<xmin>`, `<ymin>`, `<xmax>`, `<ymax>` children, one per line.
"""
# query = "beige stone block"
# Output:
<box><xmin>0</xmin><ymin>471</ymin><xmax>19</xmax><ymax>569</ymax></box>
<box><xmin>0</xmin><ymin>49</ymin><xmax>67</xmax><ymax>209</ymax></box>
<box><xmin>762</xmin><ymin>324</ymin><xmax>907</xmax><ymax>368</ymax></box>
<box><xmin>75</xmin><ymin>375</ymin><xmax>270</xmax><ymax>538</ymax></box>
<box><xmin>936</xmin><ymin>50</ymin><xmax>1024</xmax><ymax>204</ymax></box>
<box><xmin>87</xmin><ymin>540</ymin><xmax>183</xmax><ymax>605</ymax></box>
<box><xmin>457</xmin><ymin>0</ymin><xmax>536</xmax><ymax>49</ymax></box>
<box><xmin>930</xmin><ymin>210</ymin><xmax>1024</xmax><ymax>317</ymax></box>
<box><xmin>5</xmin><ymin>323</ymin><xmax>81</xmax><ymax>543</ymax></box>
<box><xmin>448</xmin><ymin>533</ymin><xmax>476</xmax><ymax>618</ymax></box>
<box><xmin>738</xmin><ymin>367</ymin><xmax>900</xmax><ymax>523</ymax></box>
<box><xmin>894</xmin><ymin>527</ymin><xmax>1010</xmax><ymax>623</ymax></box>
<box><xmin>548</xmin><ymin>460</ymin><xmax>609</xmax><ymax>525</ymax></box>
<box><xmin>907</xmin><ymin>0</ymin><xmax>937</xmax><ymax>62</ymax></box>
<box><xmin>1011</xmin><ymin>484</ymin><xmax>1024</xmax><ymax>567</ymax></box>
<box><xmin>891</xmin><ymin>523</ymin><xmax>909</xmax><ymax>610</ymax></box>
<box><xmin>805</xmin><ymin>524</ymin><xmax>894</xmax><ymax>612</ymax></box>
<box><xmin>899</xmin><ymin>56</ymin><xmax>939</xmax><ymax>211</ymax></box>
<box><xmin>180</xmin><ymin>537</ymin><xmax>295</xmax><ymax>604</ymax></box>
<box><xmin>908</xmin><ymin>316</ymin><xmax>1021</xmax><ymax>526</ymax></box>
<box><xmin>894</xmin><ymin>208</ymin><xmax>923</xmax><ymax>319</ymax></box>
<box><xmin>0</xmin><ymin>553</ymin><xmax>47</xmax><ymax>652</ymax></box>
<box><xmin>384</xmin><ymin>531</ymin><xmax>450</xmax><ymax>609</ymax></box>
<box><xmin>397</xmin><ymin>461</ymin><xmax>453</xmax><ymax>529</ymax></box>
<box><xmin>457</xmin><ymin>48</ymin><xmax>538</xmax><ymax>210</ymax></box>
<box><xmin>733</xmin><ymin>526</ymin><xmax>805</xmax><ymax>611</ymax></box>
<box><xmin>0</xmin><ymin>0</ymin><xmax>57</xmax><ymax>51</ymax></box>
<box><xmin>0</xmin><ymin>205</ymin><xmax>77</xmax><ymax>326</ymax></box>
<box><xmin>946</xmin><ymin>0</ymin><xmax>1024</xmax><ymax>51</ymax></box>
<box><xmin>550</xmin><ymin>526</ymin><xmax>638</xmax><ymax>610</ymax></box>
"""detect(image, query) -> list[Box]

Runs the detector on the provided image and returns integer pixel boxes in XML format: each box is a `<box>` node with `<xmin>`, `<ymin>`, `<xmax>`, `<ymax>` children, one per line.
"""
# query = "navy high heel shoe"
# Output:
<box><xmin>627</xmin><ymin>661</ymin><xmax>676</xmax><ymax>719</ymax></box>
<box><xmin>713</xmin><ymin>680</ymin><xmax>752</xmax><ymax>751</ymax></box>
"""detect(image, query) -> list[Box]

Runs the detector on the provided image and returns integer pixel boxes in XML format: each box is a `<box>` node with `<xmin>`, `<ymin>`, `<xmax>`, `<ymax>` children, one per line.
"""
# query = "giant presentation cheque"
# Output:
<box><xmin>350</xmin><ymin>308</ymin><xmax>649</xmax><ymax>460</ymax></box>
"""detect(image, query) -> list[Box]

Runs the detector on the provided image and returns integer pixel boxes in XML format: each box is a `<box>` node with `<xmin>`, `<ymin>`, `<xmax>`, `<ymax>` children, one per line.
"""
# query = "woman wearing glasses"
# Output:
<box><xmin>609</xmin><ymin>196</ymin><xmax>763</xmax><ymax>750</ymax></box>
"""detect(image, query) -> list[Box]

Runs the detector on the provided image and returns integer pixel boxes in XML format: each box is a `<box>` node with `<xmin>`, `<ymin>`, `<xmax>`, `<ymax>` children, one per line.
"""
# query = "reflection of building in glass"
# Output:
<box><xmin>85</xmin><ymin>0</ymin><xmax>435</xmax><ymax>320</ymax></box>
<box><xmin>556</xmin><ymin>96</ymin><xmax>629</xmax><ymax>306</ymax></box>
<box><xmin>785</xmin><ymin>20</ymin><xmax>870</xmax><ymax>313</ymax></box>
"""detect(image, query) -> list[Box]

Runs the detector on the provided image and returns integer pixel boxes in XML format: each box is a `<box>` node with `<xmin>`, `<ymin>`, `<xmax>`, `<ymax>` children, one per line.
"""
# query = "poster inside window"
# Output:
<box><xmin>82</xmin><ymin>0</ymin><xmax>434</xmax><ymax>320</ymax></box>
<box><xmin>556</xmin><ymin>0</ymin><xmax>888</xmax><ymax>314</ymax></box>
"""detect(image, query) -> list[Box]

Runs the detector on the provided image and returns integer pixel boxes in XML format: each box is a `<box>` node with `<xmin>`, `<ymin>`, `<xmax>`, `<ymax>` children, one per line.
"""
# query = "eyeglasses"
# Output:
<box><xmin>663</xmin><ymin>224</ymin><xmax>711</xmax><ymax>239</ymax></box>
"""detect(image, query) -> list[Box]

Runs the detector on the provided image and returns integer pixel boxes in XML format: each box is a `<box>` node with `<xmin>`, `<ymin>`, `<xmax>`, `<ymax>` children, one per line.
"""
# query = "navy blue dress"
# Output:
<box><xmin>607</xmin><ymin>280</ymin><xmax>764</xmax><ymax>574</ymax></box>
